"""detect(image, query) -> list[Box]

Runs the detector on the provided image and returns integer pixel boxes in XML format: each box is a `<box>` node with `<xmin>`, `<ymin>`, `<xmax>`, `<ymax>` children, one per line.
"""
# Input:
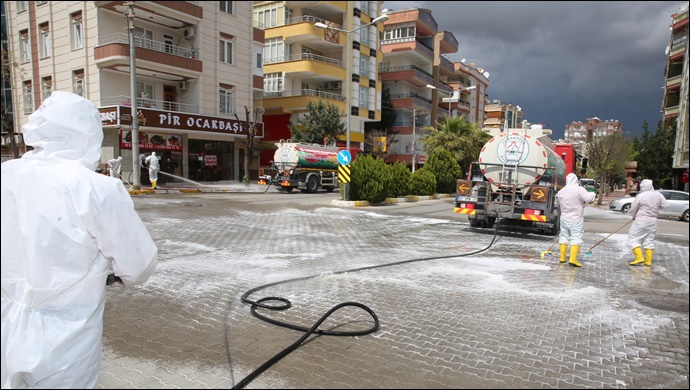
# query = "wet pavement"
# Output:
<box><xmin>97</xmin><ymin>188</ymin><xmax>689</xmax><ymax>389</ymax></box>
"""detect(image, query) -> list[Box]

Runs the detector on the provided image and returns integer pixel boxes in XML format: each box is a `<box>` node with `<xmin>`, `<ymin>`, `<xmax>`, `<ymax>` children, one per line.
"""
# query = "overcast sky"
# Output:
<box><xmin>383</xmin><ymin>1</ymin><xmax>684</xmax><ymax>139</ymax></box>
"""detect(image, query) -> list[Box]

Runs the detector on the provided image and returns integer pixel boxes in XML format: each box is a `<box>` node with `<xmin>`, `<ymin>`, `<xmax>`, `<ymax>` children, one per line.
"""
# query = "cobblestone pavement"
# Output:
<box><xmin>97</xmin><ymin>191</ymin><xmax>689</xmax><ymax>389</ymax></box>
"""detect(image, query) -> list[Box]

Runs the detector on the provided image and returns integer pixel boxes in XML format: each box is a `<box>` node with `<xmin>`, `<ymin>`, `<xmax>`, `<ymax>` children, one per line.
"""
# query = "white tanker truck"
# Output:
<box><xmin>454</xmin><ymin>123</ymin><xmax>576</xmax><ymax>236</ymax></box>
<box><xmin>258</xmin><ymin>140</ymin><xmax>340</xmax><ymax>193</ymax></box>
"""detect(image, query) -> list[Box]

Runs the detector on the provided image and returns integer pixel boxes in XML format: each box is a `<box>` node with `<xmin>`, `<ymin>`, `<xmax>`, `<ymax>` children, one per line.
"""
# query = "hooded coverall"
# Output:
<box><xmin>1</xmin><ymin>91</ymin><xmax>158</xmax><ymax>388</ymax></box>
<box><xmin>107</xmin><ymin>156</ymin><xmax>123</xmax><ymax>178</ymax></box>
<box><xmin>627</xmin><ymin>179</ymin><xmax>669</xmax><ymax>266</ymax></box>
<box><xmin>145</xmin><ymin>152</ymin><xmax>160</xmax><ymax>188</ymax></box>
<box><xmin>555</xmin><ymin>173</ymin><xmax>596</xmax><ymax>266</ymax></box>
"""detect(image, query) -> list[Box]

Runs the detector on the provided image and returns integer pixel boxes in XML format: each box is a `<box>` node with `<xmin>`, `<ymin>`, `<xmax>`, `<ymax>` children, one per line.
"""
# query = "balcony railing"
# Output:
<box><xmin>262</xmin><ymin>89</ymin><xmax>346</xmax><ymax>102</ymax></box>
<box><xmin>390</xmin><ymin>92</ymin><xmax>433</xmax><ymax>105</ymax></box>
<box><xmin>97</xmin><ymin>33</ymin><xmax>198</xmax><ymax>59</ymax></box>
<box><xmin>264</xmin><ymin>52</ymin><xmax>343</xmax><ymax>67</ymax></box>
<box><xmin>101</xmin><ymin>95</ymin><xmax>199</xmax><ymax>114</ymax></box>
<box><xmin>254</xmin><ymin>15</ymin><xmax>342</xmax><ymax>30</ymax></box>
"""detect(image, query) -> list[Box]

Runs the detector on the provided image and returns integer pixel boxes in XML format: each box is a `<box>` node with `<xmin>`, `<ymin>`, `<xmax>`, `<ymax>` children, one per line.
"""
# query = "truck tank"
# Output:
<box><xmin>477</xmin><ymin>127</ymin><xmax>567</xmax><ymax>187</ymax></box>
<box><xmin>273</xmin><ymin>141</ymin><xmax>340</xmax><ymax>172</ymax></box>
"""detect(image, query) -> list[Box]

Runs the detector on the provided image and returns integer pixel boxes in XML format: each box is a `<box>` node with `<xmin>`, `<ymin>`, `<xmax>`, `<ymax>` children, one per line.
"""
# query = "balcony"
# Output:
<box><xmin>390</xmin><ymin>92</ymin><xmax>433</xmax><ymax>111</ymax></box>
<box><xmin>437</xmin><ymin>31</ymin><xmax>458</xmax><ymax>54</ymax></box>
<box><xmin>379</xmin><ymin>64</ymin><xmax>433</xmax><ymax>87</ymax></box>
<box><xmin>101</xmin><ymin>95</ymin><xmax>199</xmax><ymax>114</ymax></box>
<box><xmin>95</xmin><ymin>33</ymin><xmax>202</xmax><ymax>78</ymax></box>
<box><xmin>381</xmin><ymin>37</ymin><xmax>434</xmax><ymax>62</ymax></box>
<box><xmin>261</xmin><ymin>89</ymin><xmax>346</xmax><ymax>113</ymax></box>
<box><xmin>664</xmin><ymin>104</ymin><xmax>679</xmax><ymax>118</ymax></box>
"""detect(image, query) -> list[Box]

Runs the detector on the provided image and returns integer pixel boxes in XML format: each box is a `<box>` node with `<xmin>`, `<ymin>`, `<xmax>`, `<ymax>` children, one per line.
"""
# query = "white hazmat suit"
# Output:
<box><xmin>107</xmin><ymin>156</ymin><xmax>123</xmax><ymax>178</ymax></box>
<box><xmin>1</xmin><ymin>91</ymin><xmax>158</xmax><ymax>388</ymax></box>
<box><xmin>627</xmin><ymin>179</ymin><xmax>669</xmax><ymax>266</ymax></box>
<box><xmin>555</xmin><ymin>173</ymin><xmax>596</xmax><ymax>266</ymax></box>
<box><xmin>145</xmin><ymin>151</ymin><xmax>160</xmax><ymax>188</ymax></box>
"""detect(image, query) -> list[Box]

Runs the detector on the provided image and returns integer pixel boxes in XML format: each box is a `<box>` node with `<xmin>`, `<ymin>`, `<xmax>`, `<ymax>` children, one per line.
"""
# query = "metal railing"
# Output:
<box><xmin>261</xmin><ymin>89</ymin><xmax>346</xmax><ymax>102</ymax></box>
<box><xmin>101</xmin><ymin>95</ymin><xmax>199</xmax><ymax>114</ymax></box>
<box><xmin>254</xmin><ymin>15</ymin><xmax>342</xmax><ymax>30</ymax></box>
<box><xmin>264</xmin><ymin>52</ymin><xmax>343</xmax><ymax>67</ymax></box>
<box><xmin>97</xmin><ymin>33</ymin><xmax>198</xmax><ymax>59</ymax></box>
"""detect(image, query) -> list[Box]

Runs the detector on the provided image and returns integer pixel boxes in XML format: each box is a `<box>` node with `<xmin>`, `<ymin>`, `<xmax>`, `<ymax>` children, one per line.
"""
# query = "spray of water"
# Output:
<box><xmin>157</xmin><ymin>171</ymin><xmax>265</xmax><ymax>192</ymax></box>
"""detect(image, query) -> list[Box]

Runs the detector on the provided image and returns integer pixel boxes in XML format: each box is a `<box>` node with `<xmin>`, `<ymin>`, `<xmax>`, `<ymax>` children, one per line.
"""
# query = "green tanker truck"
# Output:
<box><xmin>259</xmin><ymin>140</ymin><xmax>340</xmax><ymax>193</ymax></box>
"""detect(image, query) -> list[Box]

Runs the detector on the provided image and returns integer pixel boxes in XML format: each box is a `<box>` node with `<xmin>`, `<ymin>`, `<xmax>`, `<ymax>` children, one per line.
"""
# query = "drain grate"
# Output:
<box><xmin>636</xmin><ymin>297</ymin><xmax>689</xmax><ymax>313</ymax></box>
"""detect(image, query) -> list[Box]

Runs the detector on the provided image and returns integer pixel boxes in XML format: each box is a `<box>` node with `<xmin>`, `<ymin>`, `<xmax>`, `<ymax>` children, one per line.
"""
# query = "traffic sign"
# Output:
<box><xmin>337</xmin><ymin>150</ymin><xmax>352</xmax><ymax>165</ymax></box>
<box><xmin>338</xmin><ymin>164</ymin><xmax>351</xmax><ymax>183</ymax></box>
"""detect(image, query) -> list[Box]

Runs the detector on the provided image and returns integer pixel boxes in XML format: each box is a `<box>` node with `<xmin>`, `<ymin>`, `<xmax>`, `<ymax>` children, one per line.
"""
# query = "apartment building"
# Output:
<box><xmin>4</xmin><ymin>1</ymin><xmax>263</xmax><ymax>183</ymax></box>
<box><xmin>483</xmin><ymin>100</ymin><xmax>523</xmax><ymax>130</ymax></box>
<box><xmin>253</xmin><ymin>1</ymin><xmax>386</xmax><ymax>166</ymax></box>
<box><xmin>564</xmin><ymin>117</ymin><xmax>624</xmax><ymax>155</ymax></box>
<box><xmin>663</xmin><ymin>3</ymin><xmax>688</xmax><ymax>189</ymax></box>
<box><xmin>378</xmin><ymin>7</ymin><xmax>488</xmax><ymax>168</ymax></box>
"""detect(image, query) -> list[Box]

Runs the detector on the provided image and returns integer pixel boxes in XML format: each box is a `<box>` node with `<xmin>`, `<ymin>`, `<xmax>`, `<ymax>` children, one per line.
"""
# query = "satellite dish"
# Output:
<box><xmin>483</xmin><ymin>71</ymin><xmax>490</xmax><ymax>78</ymax></box>
<box><xmin>461</xmin><ymin>58</ymin><xmax>466</xmax><ymax>63</ymax></box>
<box><xmin>469</xmin><ymin>62</ymin><xmax>475</xmax><ymax>67</ymax></box>
<box><xmin>477</xmin><ymin>67</ymin><xmax>484</xmax><ymax>73</ymax></box>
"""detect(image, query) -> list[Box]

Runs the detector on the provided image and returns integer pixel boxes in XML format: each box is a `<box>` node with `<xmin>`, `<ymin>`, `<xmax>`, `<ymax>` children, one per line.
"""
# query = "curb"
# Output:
<box><xmin>331</xmin><ymin>193</ymin><xmax>453</xmax><ymax>208</ymax></box>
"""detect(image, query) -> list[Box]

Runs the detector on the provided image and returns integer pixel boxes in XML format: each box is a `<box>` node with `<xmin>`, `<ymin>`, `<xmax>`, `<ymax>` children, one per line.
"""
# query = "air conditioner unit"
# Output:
<box><xmin>183</xmin><ymin>27</ymin><xmax>196</xmax><ymax>39</ymax></box>
<box><xmin>178</xmin><ymin>81</ymin><xmax>188</xmax><ymax>91</ymax></box>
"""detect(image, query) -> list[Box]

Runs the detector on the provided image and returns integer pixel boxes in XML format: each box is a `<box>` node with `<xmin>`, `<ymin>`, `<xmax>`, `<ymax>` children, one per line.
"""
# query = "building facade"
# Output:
<box><xmin>483</xmin><ymin>100</ymin><xmax>523</xmax><ymax>130</ymax></box>
<box><xmin>378</xmin><ymin>7</ymin><xmax>488</xmax><ymax>168</ymax></box>
<box><xmin>663</xmin><ymin>4</ymin><xmax>689</xmax><ymax>191</ymax></box>
<box><xmin>563</xmin><ymin>117</ymin><xmax>625</xmax><ymax>156</ymax></box>
<box><xmin>4</xmin><ymin>1</ymin><xmax>262</xmax><ymax>183</ymax></box>
<box><xmin>253</xmin><ymin>0</ymin><xmax>386</xmax><ymax>167</ymax></box>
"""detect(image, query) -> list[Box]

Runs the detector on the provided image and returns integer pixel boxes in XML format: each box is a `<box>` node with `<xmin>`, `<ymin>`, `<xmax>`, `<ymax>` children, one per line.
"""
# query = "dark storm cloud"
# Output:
<box><xmin>383</xmin><ymin>1</ymin><xmax>683</xmax><ymax>138</ymax></box>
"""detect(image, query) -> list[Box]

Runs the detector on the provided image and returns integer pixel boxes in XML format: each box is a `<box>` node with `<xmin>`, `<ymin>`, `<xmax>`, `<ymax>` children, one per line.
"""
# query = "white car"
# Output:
<box><xmin>609</xmin><ymin>190</ymin><xmax>689</xmax><ymax>222</ymax></box>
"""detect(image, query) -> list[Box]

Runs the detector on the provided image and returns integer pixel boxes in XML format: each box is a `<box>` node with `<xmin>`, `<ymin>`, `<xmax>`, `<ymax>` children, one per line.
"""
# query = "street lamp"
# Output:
<box><xmin>426</xmin><ymin>84</ymin><xmax>476</xmax><ymax>118</ymax></box>
<box><xmin>316</xmin><ymin>12</ymin><xmax>389</xmax><ymax>200</ymax></box>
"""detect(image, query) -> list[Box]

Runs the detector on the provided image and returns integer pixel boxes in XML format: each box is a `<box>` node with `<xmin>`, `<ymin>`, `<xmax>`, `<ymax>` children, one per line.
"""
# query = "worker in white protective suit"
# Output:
<box><xmin>555</xmin><ymin>173</ymin><xmax>596</xmax><ymax>267</ymax></box>
<box><xmin>107</xmin><ymin>155</ymin><xmax>123</xmax><ymax>179</ymax></box>
<box><xmin>627</xmin><ymin>179</ymin><xmax>669</xmax><ymax>266</ymax></box>
<box><xmin>145</xmin><ymin>151</ymin><xmax>160</xmax><ymax>189</ymax></box>
<box><xmin>1</xmin><ymin>91</ymin><xmax>158</xmax><ymax>389</ymax></box>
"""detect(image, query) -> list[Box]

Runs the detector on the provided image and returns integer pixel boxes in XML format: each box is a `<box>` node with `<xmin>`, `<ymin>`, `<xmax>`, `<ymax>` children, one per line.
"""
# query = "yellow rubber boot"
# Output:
<box><xmin>644</xmin><ymin>249</ymin><xmax>653</xmax><ymax>266</ymax></box>
<box><xmin>151</xmin><ymin>179</ymin><xmax>157</xmax><ymax>189</ymax></box>
<box><xmin>568</xmin><ymin>245</ymin><xmax>582</xmax><ymax>267</ymax></box>
<box><xmin>629</xmin><ymin>247</ymin><xmax>645</xmax><ymax>265</ymax></box>
<box><xmin>559</xmin><ymin>244</ymin><xmax>568</xmax><ymax>263</ymax></box>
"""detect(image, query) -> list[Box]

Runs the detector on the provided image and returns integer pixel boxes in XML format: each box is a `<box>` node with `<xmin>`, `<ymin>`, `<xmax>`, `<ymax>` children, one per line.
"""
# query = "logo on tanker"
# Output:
<box><xmin>497</xmin><ymin>135</ymin><xmax>529</xmax><ymax>166</ymax></box>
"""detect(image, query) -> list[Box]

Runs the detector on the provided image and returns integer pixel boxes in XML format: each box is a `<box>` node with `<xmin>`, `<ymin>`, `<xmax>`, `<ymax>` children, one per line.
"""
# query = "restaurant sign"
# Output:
<box><xmin>99</xmin><ymin>106</ymin><xmax>263</xmax><ymax>137</ymax></box>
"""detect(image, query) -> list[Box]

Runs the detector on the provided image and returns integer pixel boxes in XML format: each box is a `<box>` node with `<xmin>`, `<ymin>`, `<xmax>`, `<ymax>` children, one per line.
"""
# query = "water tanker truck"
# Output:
<box><xmin>258</xmin><ymin>140</ymin><xmax>340</xmax><ymax>193</ymax></box>
<box><xmin>454</xmin><ymin>123</ymin><xmax>576</xmax><ymax>236</ymax></box>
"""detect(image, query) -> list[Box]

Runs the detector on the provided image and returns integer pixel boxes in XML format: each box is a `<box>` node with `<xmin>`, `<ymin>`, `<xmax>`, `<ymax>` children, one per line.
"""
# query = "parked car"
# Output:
<box><xmin>579</xmin><ymin>179</ymin><xmax>599</xmax><ymax>195</ymax></box>
<box><xmin>609</xmin><ymin>190</ymin><xmax>689</xmax><ymax>222</ymax></box>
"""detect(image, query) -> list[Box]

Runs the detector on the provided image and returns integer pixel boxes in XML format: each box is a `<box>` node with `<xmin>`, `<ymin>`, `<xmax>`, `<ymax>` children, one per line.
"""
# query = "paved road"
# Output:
<box><xmin>97</xmin><ymin>189</ymin><xmax>689</xmax><ymax>389</ymax></box>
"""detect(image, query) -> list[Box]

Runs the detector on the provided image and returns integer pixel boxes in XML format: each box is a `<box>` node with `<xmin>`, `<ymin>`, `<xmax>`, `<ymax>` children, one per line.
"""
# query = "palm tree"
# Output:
<box><xmin>420</xmin><ymin>114</ymin><xmax>491</xmax><ymax>174</ymax></box>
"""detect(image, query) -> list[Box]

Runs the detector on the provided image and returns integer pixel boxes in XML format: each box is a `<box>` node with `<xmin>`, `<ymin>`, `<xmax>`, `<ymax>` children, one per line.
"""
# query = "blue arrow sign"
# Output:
<box><xmin>337</xmin><ymin>150</ymin><xmax>351</xmax><ymax>165</ymax></box>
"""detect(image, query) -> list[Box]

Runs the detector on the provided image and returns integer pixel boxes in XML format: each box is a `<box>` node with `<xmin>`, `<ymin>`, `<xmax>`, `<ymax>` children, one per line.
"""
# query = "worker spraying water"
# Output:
<box><xmin>145</xmin><ymin>151</ymin><xmax>161</xmax><ymax>189</ymax></box>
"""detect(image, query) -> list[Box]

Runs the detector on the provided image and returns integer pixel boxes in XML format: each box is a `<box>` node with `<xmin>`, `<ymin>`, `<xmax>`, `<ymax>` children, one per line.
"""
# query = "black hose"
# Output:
<box><xmin>231</xmin><ymin>213</ymin><xmax>503</xmax><ymax>389</ymax></box>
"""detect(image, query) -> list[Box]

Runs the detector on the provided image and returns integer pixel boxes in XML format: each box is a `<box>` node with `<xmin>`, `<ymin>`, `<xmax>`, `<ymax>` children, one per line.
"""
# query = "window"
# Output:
<box><xmin>136</xmin><ymin>82</ymin><xmax>154</xmax><ymax>107</ymax></box>
<box><xmin>253</xmin><ymin>3</ymin><xmax>281</xmax><ymax>28</ymax></box>
<box><xmin>72</xmin><ymin>13</ymin><xmax>83</xmax><ymax>50</ymax></box>
<box><xmin>360</xmin><ymin>55</ymin><xmax>369</xmax><ymax>77</ymax></box>
<box><xmin>219</xmin><ymin>39</ymin><xmax>233</xmax><ymax>64</ymax></box>
<box><xmin>219</xmin><ymin>88</ymin><xmax>234</xmax><ymax>115</ymax></box>
<box><xmin>361</xmin><ymin>24</ymin><xmax>370</xmax><ymax>47</ymax></box>
<box><xmin>360</xmin><ymin>88</ymin><xmax>368</xmax><ymax>108</ymax></box>
<box><xmin>164</xmin><ymin>34</ymin><xmax>174</xmax><ymax>54</ymax></box>
<box><xmin>384</xmin><ymin>26</ymin><xmax>416</xmax><ymax>41</ymax></box>
<box><xmin>263</xmin><ymin>38</ymin><xmax>286</xmax><ymax>64</ymax></box>
<box><xmin>42</xmin><ymin>77</ymin><xmax>52</xmax><ymax>100</ymax></box>
<box><xmin>39</xmin><ymin>23</ymin><xmax>51</xmax><ymax>58</ymax></box>
<box><xmin>73</xmin><ymin>70</ymin><xmax>85</xmax><ymax>97</ymax></box>
<box><xmin>17</xmin><ymin>1</ymin><xmax>27</xmax><ymax>13</ymax></box>
<box><xmin>220</xmin><ymin>1</ymin><xmax>234</xmax><ymax>15</ymax></box>
<box><xmin>256</xmin><ymin>53</ymin><xmax>262</xmax><ymax>69</ymax></box>
<box><xmin>20</xmin><ymin>31</ymin><xmax>30</xmax><ymax>63</ymax></box>
<box><xmin>361</xmin><ymin>1</ymin><xmax>371</xmax><ymax>15</ymax></box>
<box><xmin>264</xmin><ymin>73</ymin><xmax>283</xmax><ymax>92</ymax></box>
<box><xmin>23</xmin><ymin>82</ymin><xmax>33</xmax><ymax>114</ymax></box>
<box><xmin>133</xmin><ymin>27</ymin><xmax>153</xmax><ymax>49</ymax></box>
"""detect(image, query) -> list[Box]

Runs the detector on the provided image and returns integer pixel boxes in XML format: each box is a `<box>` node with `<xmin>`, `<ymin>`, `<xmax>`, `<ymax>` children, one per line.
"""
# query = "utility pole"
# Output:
<box><xmin>412</xmin><ymin>109</ymin><xmax>417</xmax><ymax>173</ymax></box>
<box><xmin>125</xmin><ymin>1</ymin><xmax>141</xmax><ymax>189</ymax></box>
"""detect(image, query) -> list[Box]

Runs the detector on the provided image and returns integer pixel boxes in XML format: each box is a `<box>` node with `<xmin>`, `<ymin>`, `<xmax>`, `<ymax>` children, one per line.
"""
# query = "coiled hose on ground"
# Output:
<box><xmin>231</xmin><ymin>213</ymin><xmax>503</xmax><ymax>389</ymax></box>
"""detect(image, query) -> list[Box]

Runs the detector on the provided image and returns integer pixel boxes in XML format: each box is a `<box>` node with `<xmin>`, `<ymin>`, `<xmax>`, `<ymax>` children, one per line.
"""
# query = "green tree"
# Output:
<box><xmin>349</xmin><ymin>154</ymin><xmax>390</xmax><ymax>203</ymax></box>
<box><xmin>234</xmin><ymin>106</ymin><xmax>264</xmax><ymax>182</ymax></box>
<box><xmin>585</xmin><ymin>133</ymin><xmax>634</xmax><ymax>204</ymax></box>
<box><xmin>364</xmin><ymin>88</ymin><xmax>398</xmax><ymax>158</ymax></box>
<box><xmin>420</xmin><ymin>115</ymin><xmax>491</xmax><ymax>174</ymax></box>
<box><xmin>423</xmin><ymin>148</ymin><xmax>462</xmax><ymax>194</ymax></box>
<box><xmin>388</xmin><ymin>161</ymin><xmax>411</xmax><ymax>197</ymax></box>
<box><xmin>289</xmin><ymin>99</ymin><xmax>345</xmax><ymax>144</ymax></box>
<box><xmin>632</xmin><ymin>119</ymin><xmax>675</xmax><ymax>189</ymax></box>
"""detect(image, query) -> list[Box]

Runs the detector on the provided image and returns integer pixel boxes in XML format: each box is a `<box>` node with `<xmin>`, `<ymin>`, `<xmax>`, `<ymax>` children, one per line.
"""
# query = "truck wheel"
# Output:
<box><xmin>306</xmin><ymin>175</ymin><xmax>319</xmax><ymax>193</ymax></box>
<box><xmin>469</xmin><ymin>218</ymin><xmax>481</xmax><ymax>228</ymax></box>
